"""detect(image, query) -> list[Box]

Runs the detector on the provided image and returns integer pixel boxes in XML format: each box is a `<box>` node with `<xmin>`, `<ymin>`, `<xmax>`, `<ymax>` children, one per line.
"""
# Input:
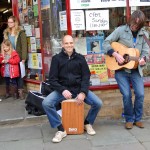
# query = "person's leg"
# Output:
<box><xmin>17</xmin><ymin>77</ymin><xmax>24</xmax><ymax>99</ymax></box>
<box><xmin>42</xmin><ymin>90</ymin><xmax>65</xmax><ymax>128</ymax></box>
<box><xmin>10</xmin><ymin>78</ymin><xmax>19</xmax><ymax>100</ymax></box>
<box><xmin>84</xmin><ymin>90</ymin><xmax>102</xmax><ymax>135</ymax></box>
<box><xmin>84</xmin><ymin>90</ymin><xmax>102</xmax><ymax>124</ymax></box>
<box><xmin>42</xmin><ymin>91</ymin><xmax>67</xmax><ymax>142</ymax></box>
<box><xmin>115</xmin><ymin>70</ymin><xmax>134</xmax><ymax>127</ymax></box>
<box><xmin>130</xmin><ymin>70</ymin><xmax>144</xmax><ymax>128</ymax></box>
<box><xmin>3</xmin><ymin>77</ymin><xmax>11</xmax><ymax>99</ymax></box>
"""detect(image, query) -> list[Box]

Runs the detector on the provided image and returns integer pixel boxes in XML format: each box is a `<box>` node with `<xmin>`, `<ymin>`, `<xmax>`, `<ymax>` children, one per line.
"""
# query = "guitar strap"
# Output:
<box><xmin>143</xmin><ymin>34</ymin><xmax>150</xmax><ymax>48</ymax></box>
<box><xmin>133</xmin><ymin>37</ymin><xmax>136</xmax><ymax>48</ymax></box>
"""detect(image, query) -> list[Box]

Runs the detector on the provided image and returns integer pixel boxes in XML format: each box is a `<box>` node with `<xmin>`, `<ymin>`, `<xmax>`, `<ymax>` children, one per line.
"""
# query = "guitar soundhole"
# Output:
<box><xmin>118</xmin><ymin>54</ymin><xmax>130</xmax><ymax>66</ymax></box>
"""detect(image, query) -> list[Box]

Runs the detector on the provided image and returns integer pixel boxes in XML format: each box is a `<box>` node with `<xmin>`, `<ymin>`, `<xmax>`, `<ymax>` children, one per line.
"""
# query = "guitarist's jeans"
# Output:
<box><xmin>115</xmin><ymin>69</ymin><xmax>144</xmax><ymax>123</ymax></box>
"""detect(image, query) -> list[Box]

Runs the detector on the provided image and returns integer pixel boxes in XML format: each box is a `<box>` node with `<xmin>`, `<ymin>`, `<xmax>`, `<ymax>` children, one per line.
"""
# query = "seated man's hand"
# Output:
<box><xmin>62</xmin><ymin>90</ymin><xmax>72</xmax><ymax>99</ymax></box>
<box><xmin>76</xmin><ymin>92</ymin><xmax>85</xmax><ymax>105</ymax></box>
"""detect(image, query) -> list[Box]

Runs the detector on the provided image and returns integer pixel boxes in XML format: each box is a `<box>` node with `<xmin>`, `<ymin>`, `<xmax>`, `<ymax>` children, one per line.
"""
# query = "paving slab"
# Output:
<box><xmin>0</xmin><ymin>125</ymin><xmax>42</xmax><ymax>142</ymax></box>
<box><xmin>0</xmin><ymin>142</ymin><xmax>5</xmax><ymax>150</ymax></box>
<box><xmin>92</xmin><ymin>143</ymin><xmax>145</xmax><ymax>150</ymax></box>
<box><xmin>128</xmin><ymin>120</ymin><xmax>150</xmax><ymax>143</ymax></box>
<box><xmin>2</xmin><ymin>139</ymin><xmax>43</xmax><ymax>150</ymax></box>
<box><xmin>44</xmin><ymin>139</ymin><xmax>92</xmax><ymax>150</ymax></box>
<box><xmin>142</xmin><ymin>142</ymin><xmax>150</xmax><ymax>150</ymax></box>
<box><xmin>87</xmin><ymin>120</ymin><xmax>138</xmax><ymax>146</ymax></box>
<box><xmin>0</xmin><ymin>98</ymin><xmax>25</xmax><ymax>124</ymax></box>
<box><xmin>129</xmin><ymin>127</ymin><xmax>150</xmax><ymax>143</ymax></box>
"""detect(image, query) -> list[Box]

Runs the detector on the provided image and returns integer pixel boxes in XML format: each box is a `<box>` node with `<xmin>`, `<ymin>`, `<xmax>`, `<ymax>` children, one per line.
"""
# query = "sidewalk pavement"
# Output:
<box><xmin>0</xmin><ymin>97</ymin><xmax>150</xmax><ymax>150</ymax></box>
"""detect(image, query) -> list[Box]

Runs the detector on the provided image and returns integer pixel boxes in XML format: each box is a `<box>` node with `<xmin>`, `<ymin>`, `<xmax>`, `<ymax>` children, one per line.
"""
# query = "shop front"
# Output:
<box><xmin>12</xmin><ymin>0</ymin><xmax>150</xmax><ymax>118</ymax></box>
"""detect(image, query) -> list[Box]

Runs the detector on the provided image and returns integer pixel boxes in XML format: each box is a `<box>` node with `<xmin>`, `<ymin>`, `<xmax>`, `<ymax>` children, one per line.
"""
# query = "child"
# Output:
<box><xmin>0</xmin><ymin>39</ymin><xmax>20</xmax><ymax>99</ymax></box>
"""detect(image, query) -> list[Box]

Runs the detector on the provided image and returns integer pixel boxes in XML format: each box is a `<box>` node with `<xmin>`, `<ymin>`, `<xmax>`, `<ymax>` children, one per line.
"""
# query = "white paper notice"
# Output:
<box><xmin>20</xmin><ymin>62</ymin><xmax>26</xmax><ymax>78</ymax></box>
<box><xmin>86</xmin><ymin>10</ymin><xmax>109</xmax><ymax>31</ymax></box>
<box><xmin>71</xmin><ymin>10</ymin><xmax>85</xmax><ymax>30</ymax></box>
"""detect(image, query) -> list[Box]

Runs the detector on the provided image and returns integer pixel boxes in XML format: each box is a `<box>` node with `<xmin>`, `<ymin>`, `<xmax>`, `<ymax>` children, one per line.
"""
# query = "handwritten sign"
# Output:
<box><xmin>86</xmin><ymin>10</ymin><xmax>109</xmax><ymax>31</ymax></box>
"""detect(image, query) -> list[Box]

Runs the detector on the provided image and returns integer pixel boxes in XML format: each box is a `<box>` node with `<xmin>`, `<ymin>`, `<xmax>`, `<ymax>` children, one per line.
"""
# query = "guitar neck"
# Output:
<box><xmin>129</xmin><ymin>56</ymin><xmax>139</xmax><ymax>61</ymax></box>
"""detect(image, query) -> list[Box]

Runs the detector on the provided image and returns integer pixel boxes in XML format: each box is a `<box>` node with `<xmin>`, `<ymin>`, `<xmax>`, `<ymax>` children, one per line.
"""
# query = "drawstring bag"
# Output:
<box><xmin>25</xmin><ymin>91</ymin><xmax>46</xmax><ymax>116</ymax></box>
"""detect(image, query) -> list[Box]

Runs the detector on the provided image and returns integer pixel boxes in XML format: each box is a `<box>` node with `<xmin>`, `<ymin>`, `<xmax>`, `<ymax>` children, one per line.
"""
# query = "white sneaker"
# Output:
<box><xmin>84</xmin><ymin>124</ymin><xmax>96</xmax><ymax>135</ymax></box>
<box><xmin>52</xmin><ymin>131</ymin><xmax>67</xmax><ymax>143</ymax></box>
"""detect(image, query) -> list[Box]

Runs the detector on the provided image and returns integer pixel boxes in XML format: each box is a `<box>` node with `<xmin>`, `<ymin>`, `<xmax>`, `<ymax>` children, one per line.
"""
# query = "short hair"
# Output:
<box><xmin>128</xmin><ymin>10</ymin><xmax>146</xmax><ymax>29</ymax></box>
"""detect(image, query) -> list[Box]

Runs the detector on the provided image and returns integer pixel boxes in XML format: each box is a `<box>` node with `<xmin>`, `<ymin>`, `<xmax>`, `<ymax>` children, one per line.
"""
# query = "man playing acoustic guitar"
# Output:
<box><xmin>103</xmin><ymin>10</ymin><xmax>149</xmax><ymax>129</ymax></box>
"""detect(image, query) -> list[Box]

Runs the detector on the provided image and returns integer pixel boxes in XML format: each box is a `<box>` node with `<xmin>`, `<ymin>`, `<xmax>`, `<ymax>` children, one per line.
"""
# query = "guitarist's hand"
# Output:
<box><xmin>139</xmin><ymin>57</ymin><xmax>146</xmax><ymax>66</ymax></box>
<box><xmin>112</xmin><ymin>52</ymin><xmax>125</xmax><ymax>64</ymax></box>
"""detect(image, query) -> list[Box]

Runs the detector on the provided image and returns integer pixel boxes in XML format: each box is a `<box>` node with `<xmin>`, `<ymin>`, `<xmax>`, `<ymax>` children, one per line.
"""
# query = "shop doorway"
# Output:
<box><xmin>0</xmin><ymin>0</ymin><xmax>12</xmax><ymax>87</ymax></box>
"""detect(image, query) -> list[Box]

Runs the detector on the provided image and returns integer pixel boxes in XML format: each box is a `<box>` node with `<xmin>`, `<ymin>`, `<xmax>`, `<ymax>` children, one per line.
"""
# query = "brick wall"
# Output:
<box><xmin>25</xmin><ymin>83</ymin><xmax>41</xmax><ymax>92</ymax></box>
<box><xmin>0</xmin><ymin>82</ymin><xmax>149</xmax><ymax>119</ymax></box>
<box><xmin>85</xmin><ymin>87</ymin><xmax>150</xmax><ymax>119</ymax></box>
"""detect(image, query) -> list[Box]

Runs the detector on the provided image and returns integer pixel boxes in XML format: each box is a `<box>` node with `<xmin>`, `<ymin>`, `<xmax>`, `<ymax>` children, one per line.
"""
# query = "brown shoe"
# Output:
<box><xmin>18</xmin><ymin>89</ymin><xmax>25</xmax><ymax>100</ymax></box>
<box><xmin>134</xmin><ymin>122</ymin><xmax>144</xmax><ymax>128</ymax></box>
<box><xmin>125</xmin><ymin>122</ymin><xmax>133</xmax><ymax>129</ymax></box>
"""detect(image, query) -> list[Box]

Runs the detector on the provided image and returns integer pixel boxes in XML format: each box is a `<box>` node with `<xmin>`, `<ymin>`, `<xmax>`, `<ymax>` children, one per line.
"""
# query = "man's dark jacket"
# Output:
<box><xmin>49</xmin><ymin>48</ymin><xmax>90</xmax><ymax>96</ymax></box>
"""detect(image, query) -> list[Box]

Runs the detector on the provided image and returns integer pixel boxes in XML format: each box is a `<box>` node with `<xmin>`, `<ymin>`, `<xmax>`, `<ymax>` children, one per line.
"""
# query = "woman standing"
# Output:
<box><xmin>3</xmin><ymin>16</ymin><xmax>27</xmax><ymax>99</ymax></box>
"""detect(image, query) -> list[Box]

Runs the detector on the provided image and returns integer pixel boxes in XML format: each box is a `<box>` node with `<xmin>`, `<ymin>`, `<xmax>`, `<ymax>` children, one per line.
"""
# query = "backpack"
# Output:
<box><xmin>40</xmin><ymin>81</ymin><xmax>53</xmax><ymax>96</ymax></box>
<box><xmin>25</xmin><ymin>91</ymin><xmax>46</xmax><ymax>116</ymax></box>
<box><xmin>25</xmin><ymin>81</ymin><xmax>61</xmax><ymax>116</ymax></box>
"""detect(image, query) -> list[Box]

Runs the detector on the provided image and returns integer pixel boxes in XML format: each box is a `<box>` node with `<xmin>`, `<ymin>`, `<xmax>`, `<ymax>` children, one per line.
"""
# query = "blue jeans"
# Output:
<box><xmin>42</xmin><ymin>90</ymin><xmax>102</xmax><ymax>128</ymax></box>
<box><xmin>115</xmin><ymin>69</ymin><xmax>144</xmax><ymax>123</ymax></box>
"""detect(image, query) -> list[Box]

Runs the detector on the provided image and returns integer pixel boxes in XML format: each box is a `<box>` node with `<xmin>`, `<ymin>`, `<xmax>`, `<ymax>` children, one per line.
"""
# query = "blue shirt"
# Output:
<box><xmin>8</xmin><ymin>34</ymin><xmax>16</xmax><ymax>49</ymax></box>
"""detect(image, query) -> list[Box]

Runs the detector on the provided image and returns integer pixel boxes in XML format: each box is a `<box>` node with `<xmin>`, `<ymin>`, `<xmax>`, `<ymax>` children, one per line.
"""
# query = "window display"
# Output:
<box><xmin>18</xmin><ymin>0</ymin><xmax>63</xmax><ymax>81</ymax></box>
<box><xmin>18</xmin><ymin>0</ymin><xmax>43</xmax><ymax>81</ymax></box>
<box><xmin>17</xmin><ymin>0</ymin><xmax>150</xmax><ymax>87</ymax></box>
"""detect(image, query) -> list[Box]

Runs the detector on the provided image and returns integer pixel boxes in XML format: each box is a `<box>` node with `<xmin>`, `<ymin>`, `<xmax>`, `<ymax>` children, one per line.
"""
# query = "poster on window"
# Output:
<box><xmin>23</xmin><ymin>25</ymin><xmax>32</xmax><ymax>36</ymax></box>
<box><xmin>86</xmin><ymin>10</ymin><xmax>109</xmax><ymax>31</ymax></box>
<box><xmin>33</xmin><ymin>0</ymin><xmax>38</xmax><ymax>5</ymax></box>
<box><xmin>28</xmin><ymin>53</ymin><xmax>42</xmax><ymax>69</ymax></box>
<box><xmin>86</xmin><ymin>36</ymin><xmax>104</xmax><ymax>54</ymax></box>
<box><xmin>41</xmin><ymin>0</ymin><xmax>50</xmax><ymax>9</ymax></box>
<box><xmin>59</xmin><ymin>11</ymin><xmax>67</xmax><ymax>31</ymax></box>
<box><xmin>22</xmin><ymin>0</ymin><xmax>27</xmax><ymax>9</ymax></box>
<box><xmin>85</xmin><ymin>54</ymin><xmax>105</xmax><ymax>64</ymax></box>
<box><xmin>89</xmin><ymin>64</ymin><xmax>109</xmax><ymax>85</ymax></box>
<box><xmin>71</xmin><ymin>10</ymin><xmax>85</xmax><ymax>30</ymax></box>
<box><xmin>59</xmin><ymin>10</ymin><xmax>85</xmax><ymax>31</ymax></box>
<box><xmin>74</xmin><ymin>37</ymin><xmax>87</xmax><ymax>55</ymax></box>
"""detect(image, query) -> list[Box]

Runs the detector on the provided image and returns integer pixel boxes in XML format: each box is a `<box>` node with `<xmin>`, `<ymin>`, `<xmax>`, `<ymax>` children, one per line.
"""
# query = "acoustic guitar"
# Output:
<box><xmin>105</xmin><ymin>42</ymin><xmax>140</xmax><ymax>71</ymax></box>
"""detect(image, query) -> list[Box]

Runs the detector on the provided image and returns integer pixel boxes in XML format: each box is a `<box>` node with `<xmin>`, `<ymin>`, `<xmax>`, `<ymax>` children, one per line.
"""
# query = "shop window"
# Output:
<box><xmin>18</xmin><ymin>0</ymin><xmax>63</xmax><ymax>81</ymax></box>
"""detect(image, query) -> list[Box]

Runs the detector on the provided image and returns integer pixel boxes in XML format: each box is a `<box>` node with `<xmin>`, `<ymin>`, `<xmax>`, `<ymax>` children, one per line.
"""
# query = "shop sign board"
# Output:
<box><xmin>70</xmin><ymin>0</ymin><xmax>126</xmax><ymax>9</ymax></box>
<box><xmin>71</xmin><ymin>10</ymin><xmax>85</xmax><ymax>30</ymax></box>
<box><xmin>130</xmin><ymin>0</ymin><xmax>150</xmax><ymax>6</ymax></box>
<box><xmin>70</xmin><ymin>0</ymin><xmax>150</xmax><ymax>9</ymax></box>
<box><xmin>86</xmin><ymin>10</ymin><xmax>109</xmax><ymax>31</ymax></box>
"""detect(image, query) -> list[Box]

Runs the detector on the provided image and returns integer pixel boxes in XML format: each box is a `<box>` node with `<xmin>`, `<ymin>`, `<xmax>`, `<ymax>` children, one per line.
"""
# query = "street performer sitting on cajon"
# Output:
<box><xmin>42</xmin><ymin>35</ymin><xmax>103</xmax><ymax>143</ymax></box>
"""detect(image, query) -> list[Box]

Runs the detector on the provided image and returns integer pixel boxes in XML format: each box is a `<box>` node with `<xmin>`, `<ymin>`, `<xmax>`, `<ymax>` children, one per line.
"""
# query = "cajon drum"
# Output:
<box><xmin>62</xmin><ymin>99</ymin><xmax>84</xmax><ymax>134</ymax></box>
